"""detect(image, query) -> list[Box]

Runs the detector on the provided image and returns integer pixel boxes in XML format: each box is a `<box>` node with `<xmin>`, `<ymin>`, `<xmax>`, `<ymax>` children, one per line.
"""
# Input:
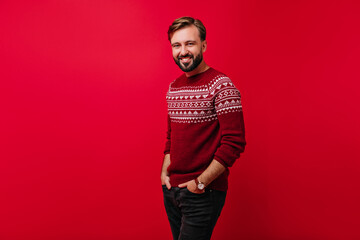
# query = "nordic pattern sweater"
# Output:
<box><xmin>164</xmin><ymin>68</ymin><xmax>246</xmax><ymax>191</ymax></box>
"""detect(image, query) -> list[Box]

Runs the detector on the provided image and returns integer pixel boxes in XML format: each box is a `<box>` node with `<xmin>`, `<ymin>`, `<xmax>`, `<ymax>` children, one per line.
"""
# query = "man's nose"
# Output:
<box><xmin>180</xmin><ymin>46</ymin><xmax>188</xmax><ymax>56</ymax></box>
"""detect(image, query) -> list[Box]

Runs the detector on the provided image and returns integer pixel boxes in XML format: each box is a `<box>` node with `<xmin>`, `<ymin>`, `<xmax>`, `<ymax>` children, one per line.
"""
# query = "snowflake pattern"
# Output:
<box><xmin>167</xmin><ymin>75</ymin><xmax>242</xmax><ymax>123</ymax></box>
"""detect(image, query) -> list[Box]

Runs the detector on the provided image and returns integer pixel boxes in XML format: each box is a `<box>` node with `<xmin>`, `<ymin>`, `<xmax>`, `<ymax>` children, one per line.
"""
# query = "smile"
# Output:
<box><xmin>180</xmin><ymin>57</ymin><xmax>192</xmax><ymax>64</ymax></box>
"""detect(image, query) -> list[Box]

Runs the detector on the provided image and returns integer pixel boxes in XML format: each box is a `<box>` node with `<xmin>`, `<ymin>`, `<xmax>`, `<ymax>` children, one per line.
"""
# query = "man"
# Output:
<box><xmin>161</xmin><ymin>16</ymin><xmax>246</xmax><ymax>240</ymax></box>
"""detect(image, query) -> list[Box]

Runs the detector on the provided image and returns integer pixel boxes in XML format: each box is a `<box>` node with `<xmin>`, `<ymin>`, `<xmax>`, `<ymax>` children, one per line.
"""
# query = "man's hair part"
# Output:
<box><xmin>168</xmin><ymin>16</ymin><xmax>206</xmax><ymax>42</ymax></box>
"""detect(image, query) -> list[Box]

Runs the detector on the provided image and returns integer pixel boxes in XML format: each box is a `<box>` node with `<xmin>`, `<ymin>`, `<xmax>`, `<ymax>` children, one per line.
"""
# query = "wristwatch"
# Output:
<box><xmin>195</xmin><ymin>178</ymin><xmax>205</xmax><ymax>191</ymax></box>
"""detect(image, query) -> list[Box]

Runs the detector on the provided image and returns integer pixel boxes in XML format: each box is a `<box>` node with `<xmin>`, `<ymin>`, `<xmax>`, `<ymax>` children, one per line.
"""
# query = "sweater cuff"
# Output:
<box><xmin>213</xmin><ymin>155</ymin><xmax>232</xmax><ymax>168</ymax></box>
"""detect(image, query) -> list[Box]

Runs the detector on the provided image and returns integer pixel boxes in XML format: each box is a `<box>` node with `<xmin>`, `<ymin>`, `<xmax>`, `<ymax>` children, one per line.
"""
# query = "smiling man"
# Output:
<box><xmin>161</xmin><ymin>17</ymin><xmax>246</xmax><ymax>240</ymax></box>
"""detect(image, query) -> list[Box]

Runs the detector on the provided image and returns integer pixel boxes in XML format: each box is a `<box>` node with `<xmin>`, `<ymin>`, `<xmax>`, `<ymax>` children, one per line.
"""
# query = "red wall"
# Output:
<box><xmin>1</xmin><ymin>1</ymin><xmax>359</xmax><ymax>239</ymax></box>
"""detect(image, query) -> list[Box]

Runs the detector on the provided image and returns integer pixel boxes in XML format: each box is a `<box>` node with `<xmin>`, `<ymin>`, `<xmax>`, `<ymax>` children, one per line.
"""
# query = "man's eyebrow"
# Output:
<box><xmin>171</xmin><ymin>40</ymin><xmax>196</xmax><ymax>46</ymax></box>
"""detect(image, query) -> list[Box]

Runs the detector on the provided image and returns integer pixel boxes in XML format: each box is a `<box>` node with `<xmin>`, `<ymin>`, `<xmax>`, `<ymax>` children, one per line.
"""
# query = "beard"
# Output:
<box><xmin>173</xmin><ymin>51</ymin><xmax>203</xmax><ymax>72</ymax></box>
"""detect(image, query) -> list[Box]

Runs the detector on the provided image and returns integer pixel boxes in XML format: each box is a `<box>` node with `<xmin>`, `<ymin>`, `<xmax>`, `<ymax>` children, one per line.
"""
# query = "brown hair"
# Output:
<box><xmin>167</xmin><ymin>16</ymin><xmax>206</xmax><ymax>42</ymax></box>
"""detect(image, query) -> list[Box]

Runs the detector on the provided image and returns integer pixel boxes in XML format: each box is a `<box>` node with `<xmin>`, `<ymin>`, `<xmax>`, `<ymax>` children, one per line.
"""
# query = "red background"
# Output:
<box><xmin>1</xmin><ymin>0</ymin><xmax>359</xmax><ymax>239</ymax></box>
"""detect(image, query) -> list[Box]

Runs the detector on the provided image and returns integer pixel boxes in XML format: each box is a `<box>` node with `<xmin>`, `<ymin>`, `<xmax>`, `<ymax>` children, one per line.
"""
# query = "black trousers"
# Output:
<box><xmin>162</xmin><ymin>186</ymin><xmax>227</xmax><ymax>240</ymax></box>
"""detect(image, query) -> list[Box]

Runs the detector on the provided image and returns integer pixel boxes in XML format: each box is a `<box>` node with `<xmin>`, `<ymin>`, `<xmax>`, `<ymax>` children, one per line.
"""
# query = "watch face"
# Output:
<box><xmin>198</xmin><ymin>183</ymin><xmax>205</xmax><ymax>190</ymax></box>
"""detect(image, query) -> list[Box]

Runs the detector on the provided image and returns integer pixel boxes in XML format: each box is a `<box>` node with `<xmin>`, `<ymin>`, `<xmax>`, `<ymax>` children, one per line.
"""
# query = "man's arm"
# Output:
<box><xmin>198</xmin><ymin>159</ymin><xmax>226</xmax><ymax>186</ymax></box>
<box><xmin>178</xmin><ymin>159</ymin><xmax>225</xmax><ymax>193</ymax></box>
<box><xmin>161</xmin><ymin>154</ymin><xmax>171</xmax><ymax>189</ymax></box>
<box><xmin>162</xmin><ymin>113</ymin><xmax>172</xmax><ymax>189</ymax></box>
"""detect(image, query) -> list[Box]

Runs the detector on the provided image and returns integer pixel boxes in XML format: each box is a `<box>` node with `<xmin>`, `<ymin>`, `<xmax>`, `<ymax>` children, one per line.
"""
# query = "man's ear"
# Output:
<box><xmin>202</xmin><ymin>40</ymin><xmax>207</xmax><ymax>53</ymax></box>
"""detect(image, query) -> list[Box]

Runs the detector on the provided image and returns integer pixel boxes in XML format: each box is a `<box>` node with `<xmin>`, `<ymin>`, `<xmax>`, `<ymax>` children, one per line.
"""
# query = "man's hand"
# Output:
<box><xmin>161</xmin><ymin>154</ymin><xmax>171</xmax><ymax>190</ymax></box>
<box><xmin>161</xmin><ymin>173</ymin><xmax>171</xmax><ymax>190</ymax></box>
<box><xmin>178</xmin><ymin>180</ymin><xmax>205</xmax><ymax>194</ymax></box>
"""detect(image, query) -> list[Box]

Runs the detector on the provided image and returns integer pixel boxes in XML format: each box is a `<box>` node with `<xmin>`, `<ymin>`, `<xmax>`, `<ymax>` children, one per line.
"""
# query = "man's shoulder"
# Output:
<box><xmin>168</xmin><ymin>73</ymin><xmax>186</xmax><ymax>88</ymax></box>
<box><xmin>207</xmin><ymin>68</ymin><xmax>229</xmax><ymax>81</ymax></box>
<box><xmin>208</xmin><ymin>67</ymin><xmax>226</xmax><ymax>76</ymax></box>
<box><xmin>207</xmin><ymin>68</ymin><xmax>234</xmax><ymax>87</ymax></box>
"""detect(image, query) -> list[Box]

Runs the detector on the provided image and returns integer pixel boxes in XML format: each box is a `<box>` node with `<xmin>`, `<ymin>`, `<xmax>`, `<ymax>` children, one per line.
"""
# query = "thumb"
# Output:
<box><xmin>178</xmin><ymin>182</ymin><xmax>187</xmax><ymax>188</ymax></box>
<box><xmin>165</xmin><ymin>179</ymin><xmax>171</xmax><ymax>190</ymax></box>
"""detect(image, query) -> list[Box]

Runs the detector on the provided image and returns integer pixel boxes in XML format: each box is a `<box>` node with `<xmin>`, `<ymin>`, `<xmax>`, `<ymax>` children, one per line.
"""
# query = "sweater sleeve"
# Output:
<box><xmin>164</xmin><ymin>114</ymin><xmax>171</xmax><ymax>155</ymax></box>
<box><xmin>213</xmin><ymin>77</ymin><xmax>246</xmax><ymax>168</ymax></box>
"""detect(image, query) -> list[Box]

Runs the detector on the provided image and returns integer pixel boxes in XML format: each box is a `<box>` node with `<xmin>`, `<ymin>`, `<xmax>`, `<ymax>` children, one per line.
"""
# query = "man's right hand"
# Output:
<box><xmin>161</xmin><ymin>173</ymin><xmax>171</xmax><ymax>190</ymax></box>
<box><xmin>161</xmin><ymin>154</ymin><xmax>171</xmax><ymax>190</ymax></box>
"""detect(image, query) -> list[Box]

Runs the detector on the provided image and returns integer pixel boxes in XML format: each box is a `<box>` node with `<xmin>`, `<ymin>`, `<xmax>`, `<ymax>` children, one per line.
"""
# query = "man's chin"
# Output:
<box><xmin>176</xmin><ymin>62</ymin><xmax>192</xmax><ymax>72</ymax></box>
<box><xmin>181</xmin><ymin>64</ymin><xmax>191</xmax><ymax>70</ymax></box>
<box><xmin>180</xmin><ymin>66</ymin><xmax>194</xmax><ymax>72</ymax></box>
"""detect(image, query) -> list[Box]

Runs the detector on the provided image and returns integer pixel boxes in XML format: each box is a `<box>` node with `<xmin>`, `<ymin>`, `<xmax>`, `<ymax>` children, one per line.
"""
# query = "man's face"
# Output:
<box><xmin>170</xmin><ymin>25</ymin><xmax>207</xmax><ymax>72</ymax></box>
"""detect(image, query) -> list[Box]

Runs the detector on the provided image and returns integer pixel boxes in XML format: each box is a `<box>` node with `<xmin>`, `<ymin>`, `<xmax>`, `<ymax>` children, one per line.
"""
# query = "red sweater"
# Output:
<box><xmin>164</xmin><ymin>68</ymin><xmax>246</xmax><ymax>191</ymax></box>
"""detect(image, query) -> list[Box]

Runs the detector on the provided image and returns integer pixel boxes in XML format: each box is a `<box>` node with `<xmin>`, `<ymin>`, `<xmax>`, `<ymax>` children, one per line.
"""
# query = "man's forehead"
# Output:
<box><xmin>170</xmin><ymin>25</ymin><xmax>201</xmax><ymax>43</ymax></box>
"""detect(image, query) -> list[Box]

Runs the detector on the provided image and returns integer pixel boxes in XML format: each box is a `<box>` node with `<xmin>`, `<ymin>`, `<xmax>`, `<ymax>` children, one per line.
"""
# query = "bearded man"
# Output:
<box><xmin>161</xmin><ymin>16</ymin><xmax>246</xmax><ymax>240</ymax></box>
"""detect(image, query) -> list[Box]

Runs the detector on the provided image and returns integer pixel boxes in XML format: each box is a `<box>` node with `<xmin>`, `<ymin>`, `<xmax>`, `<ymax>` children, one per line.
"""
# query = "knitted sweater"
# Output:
<box><xmin>164</xmin><ymin>68</ymin><xmax>246</xmax><ymax>191</ymax></box>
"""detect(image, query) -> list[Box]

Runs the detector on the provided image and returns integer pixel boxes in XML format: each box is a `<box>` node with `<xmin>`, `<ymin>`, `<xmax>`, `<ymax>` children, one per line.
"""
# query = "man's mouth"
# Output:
<box><xmin>179</xmin><ymin>55</ymin><xmax>192</xmax><ymax>64</ymax></box>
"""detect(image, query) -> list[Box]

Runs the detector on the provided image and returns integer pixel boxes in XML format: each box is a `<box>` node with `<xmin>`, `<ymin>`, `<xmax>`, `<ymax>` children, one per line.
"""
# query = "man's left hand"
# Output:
<box><xmin>178</xmin><ymin>180</ymin><xmax>205</xmax><ymax>194</ymax></box>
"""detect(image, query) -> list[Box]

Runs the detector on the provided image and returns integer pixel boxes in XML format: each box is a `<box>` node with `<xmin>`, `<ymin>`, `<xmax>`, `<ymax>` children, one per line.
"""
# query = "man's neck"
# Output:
<box><xmin>185</xmin><ymin>61</ymin><xmax>210</xmax><ymax>78</ymax></box>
